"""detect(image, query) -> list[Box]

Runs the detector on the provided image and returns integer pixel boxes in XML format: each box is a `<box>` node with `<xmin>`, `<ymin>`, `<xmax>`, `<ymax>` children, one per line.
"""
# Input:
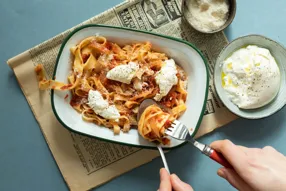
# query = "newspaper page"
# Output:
<box><xmin>7</xmin><ymin>0</ymin><xmax>237</xmax><ymax>190</ymax></box>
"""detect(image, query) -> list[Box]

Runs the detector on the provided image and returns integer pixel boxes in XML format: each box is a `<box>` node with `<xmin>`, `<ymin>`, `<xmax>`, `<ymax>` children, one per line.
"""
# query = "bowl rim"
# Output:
<box><xmin>214</xmin><ymin>34</ymin><xmax>286</xmax><ymax>119</ymax></box>
<box><xmin>50</xmin><ymin>24</ymin><xmax>210</xmax><ymax>150</ymax></box>
<box><xmin>182</xmin><ymin>0</ymin><xmax>237</xmax><ymax>34</ymax></box>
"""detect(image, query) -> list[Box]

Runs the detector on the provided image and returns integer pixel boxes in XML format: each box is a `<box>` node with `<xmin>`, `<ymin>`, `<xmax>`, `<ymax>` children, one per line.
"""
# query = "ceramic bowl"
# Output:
<box><xmin>214</xmin><ymin>35</ymin><xmax>286</xmax><ymax>119</ymax></box>
<box><xmin>182</xmin><ymin>0</ymin><xmax>236</xmax><ymax>34</ymax></box>
<box><xmin>51</xmin><ymin>24</ymin><xmax>209</xmax><ymax>149</ymax></box>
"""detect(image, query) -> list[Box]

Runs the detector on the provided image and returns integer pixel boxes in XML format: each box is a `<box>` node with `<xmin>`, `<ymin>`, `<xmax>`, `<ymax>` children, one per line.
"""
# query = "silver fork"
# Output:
<box><xmin>165</xmin><ymin>120</ymin><xmax>233</xmax><ymax>169</ymax></box>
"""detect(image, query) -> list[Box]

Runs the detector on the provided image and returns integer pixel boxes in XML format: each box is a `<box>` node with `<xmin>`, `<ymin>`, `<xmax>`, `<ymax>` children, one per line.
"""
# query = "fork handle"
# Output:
<box><xmin>203</xmin><ymin>145</ymin><xmax>233</xmax><ymax>169</ymax></box>
<box><xmin>209</xmin><ymin>150</ymin><xmax>233</xmax><ymax>169</ymax></box>
<box><xmin>157</xmin><ymin>145</ymin><xmax>170</xmax><ymax>174</ymax></box>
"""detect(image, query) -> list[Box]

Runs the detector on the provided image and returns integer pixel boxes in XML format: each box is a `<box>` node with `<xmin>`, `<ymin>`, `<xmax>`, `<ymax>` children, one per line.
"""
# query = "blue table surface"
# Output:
<box><xmin>1</xmin><ymin>0</ymin><xmax>286</xmax><ymax>190</ymax></box>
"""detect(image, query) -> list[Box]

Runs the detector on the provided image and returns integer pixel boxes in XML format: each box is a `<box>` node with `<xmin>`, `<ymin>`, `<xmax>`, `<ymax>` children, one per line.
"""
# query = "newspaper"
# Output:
<box><xmin>7</xmin><ymin>0</ymin><xmax>238</xmax><ymax>190</ymax></box>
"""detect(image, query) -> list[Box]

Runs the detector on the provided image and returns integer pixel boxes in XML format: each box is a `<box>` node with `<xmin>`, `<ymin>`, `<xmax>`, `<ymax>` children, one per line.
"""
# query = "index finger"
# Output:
<box><xmin>159</xmin><ymin>168</ymin><xmax>172</xmax><ymax>191</ymax></box>
<box><xmin>210</xmin><ymin>140</ymin><xmax>248</xmax><ymax>171</ymax></box>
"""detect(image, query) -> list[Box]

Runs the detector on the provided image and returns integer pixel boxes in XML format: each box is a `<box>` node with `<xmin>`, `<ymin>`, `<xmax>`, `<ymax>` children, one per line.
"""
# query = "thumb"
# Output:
<box><xmin>217</xmin><ymin>168</ymin><xmax>252</xmax><ymax>191</ymax></box>
<box><xmin>159</xmin><ymin>168</ymin><xmax>171</xmax><ymax>191</ymax></box>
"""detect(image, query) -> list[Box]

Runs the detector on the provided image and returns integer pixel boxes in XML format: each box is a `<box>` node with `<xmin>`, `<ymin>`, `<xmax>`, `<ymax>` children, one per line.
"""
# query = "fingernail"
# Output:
<box><xmin>217</xmin><ymin>168</ymin><xmax>225</xmax><ymax>178</ymax></box>
<box><xmin>171</xmin><ymin>174</ymin><xmax>181</xmax><ymax>182</ymax></box>
<box><xmin>160</xmin><ymin>168</ymin><xmax>164</xmax><ymax>174</ymax></box>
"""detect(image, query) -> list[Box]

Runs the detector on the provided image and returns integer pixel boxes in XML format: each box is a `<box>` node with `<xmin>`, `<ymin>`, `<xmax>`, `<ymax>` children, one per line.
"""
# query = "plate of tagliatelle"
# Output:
<box><xmin>34</xmin><ymin>24</ymin><xmax>209</xmax><ymax>149</ymax></box>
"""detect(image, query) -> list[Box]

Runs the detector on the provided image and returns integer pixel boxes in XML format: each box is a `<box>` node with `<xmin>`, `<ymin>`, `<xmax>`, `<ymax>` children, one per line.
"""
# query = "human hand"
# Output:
<box><xmin>211</xmin><ymin>140</ymin><xmax>286</xmax><ymax>191</ymax></box>
<box><xmin>158</xmin><ymin>168</ymin><xmax>194</xmax><ymax>191</ymax></box>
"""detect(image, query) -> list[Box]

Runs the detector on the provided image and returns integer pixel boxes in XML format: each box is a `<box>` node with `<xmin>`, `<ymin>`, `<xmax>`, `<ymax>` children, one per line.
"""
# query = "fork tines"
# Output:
<box><xmin>165</xmin><ymin>121</ymin><xmax>176</xmax><ymax>133</ymax></box>
<box><xmin>165</xmin><ymin>120</ymin><xmax>189</xmax><ymax>140</ymax></box>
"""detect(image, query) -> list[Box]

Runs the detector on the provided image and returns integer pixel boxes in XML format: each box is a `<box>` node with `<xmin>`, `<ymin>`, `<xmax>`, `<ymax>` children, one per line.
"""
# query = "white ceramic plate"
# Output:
<box><xmin>51</xmin><ymin>24</ymin><xmax>209</xmax><ymax>149</ymax></box>
<box><xmin>214</xmin><ymin>35</ymin><xmax>286</xmax><ymax>119</ymax></box>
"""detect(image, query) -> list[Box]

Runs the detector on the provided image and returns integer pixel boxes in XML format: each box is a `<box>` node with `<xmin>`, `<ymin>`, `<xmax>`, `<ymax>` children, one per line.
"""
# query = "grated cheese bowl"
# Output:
<box><xmin>182</xmin><ymin>0</ymin><xmax>237</xmax><ymax>34</ymax></box>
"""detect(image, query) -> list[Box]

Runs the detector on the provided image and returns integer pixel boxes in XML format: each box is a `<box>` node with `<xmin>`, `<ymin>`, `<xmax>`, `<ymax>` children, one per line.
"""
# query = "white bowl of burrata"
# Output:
<box><xmin>214</xmin><ymin>35</ymin><xmax>286</xmax><ymax>119</ymax></box>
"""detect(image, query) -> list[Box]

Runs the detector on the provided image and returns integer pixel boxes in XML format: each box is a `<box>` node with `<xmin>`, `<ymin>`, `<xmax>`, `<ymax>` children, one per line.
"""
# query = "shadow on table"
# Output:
<box><xmin>96</xmin><ymin>143</ymin><xmax>200</xmax><ymax>190</ymax></box>
<box><xmin>224</xmin><ymin>25</ymin><xmax>233</xmax><ymax>40</ymax></box>
<box><xmin>208</xmin><ymin>106</ymin><xmax>286</xmax><ymax>146</ymax></box>
<box><xmin>7</xmin><ymin>71</ymin><xmax>24</xmax><ymax>95</ymax></box>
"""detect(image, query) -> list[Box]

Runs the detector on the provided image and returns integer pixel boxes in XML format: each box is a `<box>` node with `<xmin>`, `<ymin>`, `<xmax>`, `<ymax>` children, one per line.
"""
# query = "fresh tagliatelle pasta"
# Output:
<box><xmin>138</xmin><ymin>105</ymin><xmax>174</xmax><ymax>145</ymax></box>
<box><xmin>35</xmin><ymin>35</ymin><xmax>188</xmax><ymax>144</ymax></box>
